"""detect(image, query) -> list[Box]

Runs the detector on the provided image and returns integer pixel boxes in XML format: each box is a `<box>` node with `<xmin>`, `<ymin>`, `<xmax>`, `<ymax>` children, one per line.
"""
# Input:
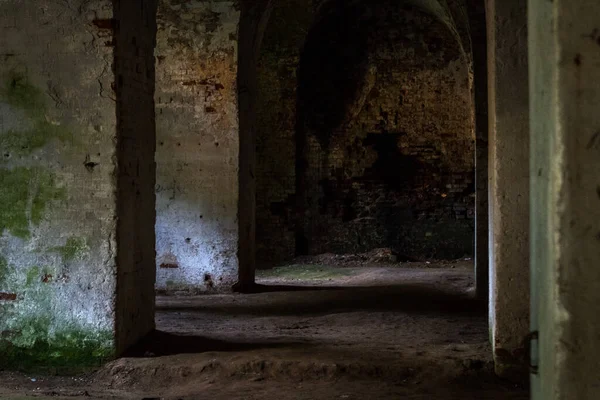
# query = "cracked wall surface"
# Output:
<box><xmin>531</xmin><ymin>0</ymin><xmax>600</xmax><ymax>396</ymax></box>
<box><xmin>0</xmin><ymin>0</ymin><xmax>157</xmax><ymax>370</ymax></box>
<box><xmin>154</xmin><ymin>0</ymin><xmax>240</xmax><ymax>292</ymax></box>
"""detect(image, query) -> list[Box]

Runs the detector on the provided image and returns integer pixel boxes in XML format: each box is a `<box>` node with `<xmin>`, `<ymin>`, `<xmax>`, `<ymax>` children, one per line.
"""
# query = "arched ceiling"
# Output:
<box><xmin>312</xmin><ymin>0</ymin><xmax>471</xmax><ymax>59</ymax></box>
<box><xmin>240</xmin><ymin>0</ymin><xmax>475</xmax><ymax>64</ymax></box>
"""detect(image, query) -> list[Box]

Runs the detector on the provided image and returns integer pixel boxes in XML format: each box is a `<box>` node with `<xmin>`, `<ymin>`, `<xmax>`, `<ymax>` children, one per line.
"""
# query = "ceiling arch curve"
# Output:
<box><xmin>311</xmin><ymin>0</ymin><xmax>471</xmax><ymax>58</ymax></box>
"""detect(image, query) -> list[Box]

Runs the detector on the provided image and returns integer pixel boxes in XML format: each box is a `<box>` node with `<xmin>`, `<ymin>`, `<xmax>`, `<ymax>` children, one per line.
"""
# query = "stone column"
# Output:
<box><xmin>0</xmin><ymin>0</ymin><xmax>157</xmax><ymax>370</ymax></box>
<box><xmin>237</xmin><ymin>0</ymin><xmax>273</xmax><ymax>291</ymax></box>
<box><xmin>485</xmin><ymin>0</ymin><xmax>530</xmax><ymax>378</ymax></box>
<box><xmin>114</xmin><ymin>0</ymin><xmax>159</xmax><ymax>355</ymax></box>
<box><xmin>467</xmin><ymin>0</ymin><xmax>489</xmax><ymax>301</ymax></box>
<box><xmin>530</xmin><ymin>0</ymin><xmax>600</xmax><ymax>398</ymax></box>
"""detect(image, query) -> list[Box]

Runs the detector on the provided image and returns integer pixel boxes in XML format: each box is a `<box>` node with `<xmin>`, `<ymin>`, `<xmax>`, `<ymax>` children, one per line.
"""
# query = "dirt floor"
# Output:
<box><xmin>0</xmin><ymin>258</ymin><xmax>529</xmax><ymax>399</ymax></box>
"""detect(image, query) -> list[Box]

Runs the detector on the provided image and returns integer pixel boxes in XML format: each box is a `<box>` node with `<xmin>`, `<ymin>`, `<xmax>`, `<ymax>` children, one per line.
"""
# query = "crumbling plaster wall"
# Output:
<box><xmin>255</xmin><ymin>0</ymin><xmax>475</xmax><ymax>265</ymax></box>
<box><xmin>154</xmin><ymin>0</ymin><xmax>240</xmax><ymax>292</ymax></box>
<box><xmin>486</xmin><ymin>0</ymin><xmax>530</xmax><ymax>379</ymax></box>
<box><xmin>530</xmin><ymin>0</ymin><xmax>600</xmax><ymax>397</ymax></box>
<box><xmin>0</xmin><ymin>0</ymin><xmax>158</xmax><ymax>370</ymax></box>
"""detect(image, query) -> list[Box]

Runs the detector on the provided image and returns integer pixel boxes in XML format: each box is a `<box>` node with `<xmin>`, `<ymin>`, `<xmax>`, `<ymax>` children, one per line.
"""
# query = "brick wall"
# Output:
<box><xmin>256</xmin><ymin>1</ymin><xmax>475</xmax><ymax>265</ymax></box>
<box><xmin>255</xmin><ymin>0</ymin><xmax>315</xmax><ymax>265</ymax></box>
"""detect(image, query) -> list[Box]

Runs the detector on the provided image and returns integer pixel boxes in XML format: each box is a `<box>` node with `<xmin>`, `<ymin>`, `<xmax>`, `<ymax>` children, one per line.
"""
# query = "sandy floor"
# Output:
<box><xmin>0</xmin><ymin>261</ymin><xmax>529</xmax><ymax>399</ymax></box>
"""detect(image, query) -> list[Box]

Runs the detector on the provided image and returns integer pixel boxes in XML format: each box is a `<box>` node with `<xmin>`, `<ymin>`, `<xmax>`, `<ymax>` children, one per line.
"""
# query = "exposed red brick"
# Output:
<box><xmin>255</xmin><ymin>4</ymin><xmax>475</xmax><ymax>264</ymax></box>
<box><xmin>0</xmin><ymin>293</ymin><xmax>17</xmax><ymax>301</ymax></box>
<box><xmin>160</xmin><ymin>263</ymin><xmax>179</xmax><ymax>269</ymax></box>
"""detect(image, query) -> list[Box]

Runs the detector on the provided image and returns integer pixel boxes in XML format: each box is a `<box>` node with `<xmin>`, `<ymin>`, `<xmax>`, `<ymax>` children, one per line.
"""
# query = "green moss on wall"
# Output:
<box><xmin>0</xmin><ymin>167</ymin><xmax>66</xmax><ymax>239</ymax></box>
<box><xmin>52</xmin><ymin>237</ymin><xmax>89</xmax><ymax>262</ymax></box>
<box><xmin>32</xmin><ymin>176</ymin><xmax>66</xmax><ymax>225</ymax></box>
<box><xmin>1</xmin><ymin>72</ymin><xmax>46</xmax><ymax>115</ymax></box>
<box><xmin>0</xmin><ymin>256</ymin><xmax>9</xmax><ymax>287</ymax></box>
<box><xmin>25</xmin><ymin>266</ymin><xmax>41</xmax><ymax>286</ymax></box>
<box><xmin>1</xmin><ymin>122</ymin><xmax>71</xmax><ymax>157</ymax></box>
<box><xmin>0</xmin><ymin>72</ymin><xmax>103</xmax><ymax>374</ymax></box>
<box><xmin>0</xmin><ymin>168</ymin><xmax>30</xmax><ymax>239</ymax></box>
<box><xmin>0</xmin><ymin>320</ymin><xmax>114</xmax><ymax>375</ymax></box>
<box><xmin>0</xmin><ymin>323</ymin><xmax>114</xmax><ymax>374</ymax></box>
<box><xmin>1</xmin><ymin>271</ymin><xmax>114</xmax><ymax>373</ymax></box>
<box><xmin>0</xmin><ymin>71</ymin><xmax>71</xmax><ymax>157</ymax></box>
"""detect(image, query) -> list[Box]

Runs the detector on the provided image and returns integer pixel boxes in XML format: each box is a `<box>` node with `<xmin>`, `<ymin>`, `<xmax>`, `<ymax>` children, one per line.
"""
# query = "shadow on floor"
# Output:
<box><xmin>123</xmin><ymin>330</ymin><xmax>314</xmax><ymax>358</ymax></box>
<box><xmin>156</xmin><ymin>283</ymin><xmax>485</xmax><ymax>317</ymax></box>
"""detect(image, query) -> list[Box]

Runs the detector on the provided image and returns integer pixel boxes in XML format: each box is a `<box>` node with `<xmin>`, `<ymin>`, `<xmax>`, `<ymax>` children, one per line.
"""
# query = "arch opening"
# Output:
<box><xmin>254</xmin><ymin>0</ymin><xmax>476</xmax><ymax>268</ymax></box>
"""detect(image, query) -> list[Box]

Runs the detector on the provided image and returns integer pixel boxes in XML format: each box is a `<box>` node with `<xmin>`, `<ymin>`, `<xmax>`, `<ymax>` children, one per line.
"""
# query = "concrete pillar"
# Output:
<box><xmin>530</xmin><ymin>0</ymin><xmax>600</xmax><ymax>398</ymax></box>
<box><xmin>467</xmin><ymin>0</ymin><xmax>489</xmax><ymax>301</ymax></box>
<box><xmin>237</xmin><ymin>0</ymin><xmax>273</xmax><ymax>291</ymax></box>
<box><xmin>0</xmin><ymin>0</ymin><xmax>157</xmax><ymax>371</ymax></box>
<box><xmin>485</xmin><ymin>0</ymin><xmax>530</xmax><ymax>378</ymax></box>
<box><xmin>154</xmin><ymin>1</ymin><xmax>240</xmax><ymax>293</ymax></box>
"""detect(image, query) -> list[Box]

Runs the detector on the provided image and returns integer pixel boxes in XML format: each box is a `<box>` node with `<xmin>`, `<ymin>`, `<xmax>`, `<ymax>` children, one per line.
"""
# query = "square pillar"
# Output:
<box><xmin>237</xmin><ymin>0</ymin><xmax>274</xmax><ymax>291</ymax></box>
<box><xmin>0</xmin><ymin>0</ymin><xmax>157</xmax><ymax>371</ymax></box>
<box><xmin>467</xmin><ymin>0</ymin><xmax>490</xmax><ymax>301</ymax></box>
<box><xmin>530</xmin><ymin>0</ymin><xmax>600</xmax><ymax>397</ymax></box>
<box><xmin>486</xmin><ymin>0</ymin><xmax>530</xmax><ymax>379</ymax></box>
